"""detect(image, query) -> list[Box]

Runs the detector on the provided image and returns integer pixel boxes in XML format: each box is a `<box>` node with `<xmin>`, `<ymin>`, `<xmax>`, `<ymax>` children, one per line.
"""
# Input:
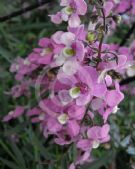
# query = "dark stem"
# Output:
<box><xmin>0</xmin><ymin>0</ymin><xmax>51</xmax><ymax>22</ymax></box>
<box><xmin>102</xmin><ymin>9</ymin><xmax>106</xmax><ymax>33</ymax></box>
<box><xmin>98</xmin><ymin>8</ymin><xmax>106</xmax><ymax>58</ymax></box>
<box><xmin>120</xmin><ymin>76</ymin><xmax>135</xmax><ymax>86</ymax></box>
<box><xmin>120</xmin><ymin>22</ymin><xmax>135</xmax><ymax>46</ymax></box>
<box><xmin>81</xmin><ymin>101</ymin><xmax>92</xmax><ymax>125</ymax></box>
<box><xmin>119</xmin><ymin>6</ymin><xmax>132</xmax><ymax>15</ymax></box>
<box><xmin>98</xmin><ymin>34</ymin><xmax>104</xmax><ymax>58</ymax></box>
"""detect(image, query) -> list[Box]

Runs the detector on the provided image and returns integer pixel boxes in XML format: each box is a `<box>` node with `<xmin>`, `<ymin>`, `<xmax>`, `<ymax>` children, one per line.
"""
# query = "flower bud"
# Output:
<box><xmin>86</xmin><ymin>31</ymin><xmax>97</xmax><ymax>43</ymax></box>
<box><xmin>112</xmin><ymin>15</ymin><xmax>122</xmax><ymax>24</ymax></box>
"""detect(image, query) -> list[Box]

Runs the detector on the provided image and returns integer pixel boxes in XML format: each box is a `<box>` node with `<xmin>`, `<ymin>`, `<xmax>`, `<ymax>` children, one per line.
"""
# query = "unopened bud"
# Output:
<box><xmin>86</xmin><ymin>31</ymin><xmax>96</xmax><ymax>42</ymax></box>
<box><xmin>113</xmin><ymin>15</ymin><xmax>122</xmax><ymax>24</ymax></box>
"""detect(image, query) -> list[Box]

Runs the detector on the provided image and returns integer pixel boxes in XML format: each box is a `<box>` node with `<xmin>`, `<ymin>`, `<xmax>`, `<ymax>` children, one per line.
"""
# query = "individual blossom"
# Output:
<box><xmin>28</xmin><ymin>37</ymin><xmax>62</xmax><ymax>65</ymax></box>
<box><xmin>10</xmin><ymin>57</ymin><xmax>38</xmax><ymax>81</ymax></box>
<box><xmin>57</xmin><ymin>66</ymin><xmax>93</xmax><ymax>106</ymax></box>
<box><xmin>87</xmin><ymin>124</ymin><xmax>110</xmax><ymax>148</ymax></box>
<box><xmin>11</xmin><ymin>80</ymin><xmax>31</xmax><ymax>98</ymax></box>
<box><xmin>50</xmin><ymin>0</ymin><xmax>87</xmax><ymax>27</ymax></box>
<box><xmin>3</xmin><ymin>106</ymin><xmax>25</xmax><ymax>122</ymax></box>
<box><xmin>38</xmin><ymin>98</ymin><xmax>86</xmax><ymax>145</ymax></box>
<box><xmin>52</xmin><ymin>31</ymin><xmax>85</xmax><ymax>67</ymax></box>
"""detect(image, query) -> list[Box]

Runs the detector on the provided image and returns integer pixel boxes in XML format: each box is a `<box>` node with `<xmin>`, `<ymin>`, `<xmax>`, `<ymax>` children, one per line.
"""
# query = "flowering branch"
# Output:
<box><xmin>0</xmin><ymin>0</ymin><xmax>51</xmax><ymax>22</ymax></box>
<box><xmin>3</xmin><ymin>1</ymin><xmax>134</xmax><ymax>169</ymax></box>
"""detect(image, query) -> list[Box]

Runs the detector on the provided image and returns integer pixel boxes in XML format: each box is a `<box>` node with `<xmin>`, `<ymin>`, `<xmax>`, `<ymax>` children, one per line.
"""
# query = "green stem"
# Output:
<box><xmin>98</xmin><ymin>8</ymin><xmax>106</xmax><ymax>58</ymax></box>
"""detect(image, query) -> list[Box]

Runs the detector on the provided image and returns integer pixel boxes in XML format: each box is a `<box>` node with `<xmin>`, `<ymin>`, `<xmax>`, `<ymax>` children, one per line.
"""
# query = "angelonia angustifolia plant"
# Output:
<box><xmin>3</xmin><ymin>0</ymin><xmax>134</xmax><ymax>168</ymax></box>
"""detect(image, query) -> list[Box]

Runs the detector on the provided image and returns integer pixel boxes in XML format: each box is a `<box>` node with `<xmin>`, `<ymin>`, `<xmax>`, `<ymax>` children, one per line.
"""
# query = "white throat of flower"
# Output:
<box><xmin>24</xmin><ymin>59</ymin><xmax>30</xmax><ymax>65</ymax></box>
<box><xmin>39</xmin><ymin>113</ymin><xmax>45</xmax><ymax>121</ymax></box>
<box><xmin>55</xmin><ymin>54</ymin><xmax>66</xmax><ymax>66</ymax></box>
<box><xmin>9</xmin><ymin>111</ymin><xmax>14</xmax><ymax>116</ymax></box>
<box><xmin>112</xmin><ymin>106</ymin><xmax>119</xmax><ymax>114</ymax></box>
<box><xmin>15</xmin><ymin>65</ymin><xmax>19</xmax><ymax>70</ymax></box>
<box><xmin>92</xmin><ymin>140</ymin><xmax>100</xmax><ymax>149</ymax></box>
<box><xmin>113</xmin><ymin>0</ymin><xmax>120</xmax><ymax>4</ymax></box>
<box><xmin>40</xmin><ymin>48</ymin><xmax>52</xmax><ymax>57</ymax></box>
<box><xmin>98</xmin><ymin>70</ymin><xmax>107</xmax><ymax>83</ymax></box>
<box><xmin>63</xmin><ymin>47</ymin><xmax>75</xmax><ymax>58</ymax></box>
<box><xmin>69</xmin><ymin>87</ymin><xmax>80</xmax><ymax>99</ymax></box>
<box><xmin>62</xmin><ymin>60</ymin><xmax>79</xmax><ymax>75</ymax></box>
<box><xmin>57</xmin><ymin>113</ymin><xmax>69</xmax><ymax>125</ymax></box>
<box><xmin>64</xmin><ymin>6</ymin><xmax>74</xmax><ymax>15</ymax></box>
<box><xmin>127</xmin><ymin>65</ymin><xmax>135</xmax><ymax>77</ymax></box>
<box><xmin>55</xmin><ymin>48</ymin><xmax>75</xmax><ymax>66</ymax></box>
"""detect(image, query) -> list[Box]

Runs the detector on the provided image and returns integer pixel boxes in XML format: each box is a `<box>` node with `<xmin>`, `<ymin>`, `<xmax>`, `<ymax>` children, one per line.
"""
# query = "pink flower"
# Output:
<box><xmin>68</xmin><ymin>24</ymin><xmax>87</xmax><ymax>41</ymax></box>
<box><xmin>87</xmin><ymin>124</ymin><xmax>110</xmax><ymax>148</ymax></box>
<box><xmin>77</xmin><ymin>139</ymin><xmax>92</xmax><ymax>151</ymax></box>
<box><xmin>67</xmin><ymin>105</ymin><xmax>85</xmax><ymax>120</ymax></box>
<box><xmin>67</xmin><ymin>120</ymin><xmax>80</xmax><ymax>137</ymax></box>
<box><xmin>52</xmin><ymin>31</ymin><xmax>85</xmax><ymax>67</ymax></box>
<box><xmin>57</xmin><ymin>66</ymin><xmax>93</xmax><ymax>106</ymax></box>
<box><xmin>11</xmin><ymin>81</ymin><xmax>31</xmax><ymax>98</ymax></box>
<box><xmin>76</xmin><ymin>151</ymin><xmax>91</xmax><ymax>165</ymax></box>
<box><xmin>3</xmin><ymin>106</ymin><xmax>25</xmax><ymax>122</ymax></box>
<box><xmin>69</xmin><ymin>163</ymin><xmax>75</xmax><ymax>169</ymax></box>
<box><xmin>104</xmin><ymin>2</ymin><xmax>114</xmax><ymax>17</ymax></box>
<box><xmin>29</xmin><ymin>38</ymin><xmax>57</xmax><ymax>65</ymax></box>
<box><xmin>115</xmin><ymin>0</ymin><xmax>131</xmax><ymax>13</ymax></box>
<box><xmin>50</xmin><ymin>12</ymin><xmax>62</xmax><ymax>24</ymax></box>
<box><xmin>26</xmin><ymin>107</ymin><xmax>46</xmax><ymax>123</ymax></box>
<box><xmin>47</xmin><ymin>117</ymin><xmax>62</xmax><ymax>133</ymax></box>
<box><xmin>105</xmin><ymin>89</ymin><xmax>124</xmax><ymax>107</ymax></box>
<box><xmin>50</xmin><ymin>0</ymin><xmax>87</xmax><ymax>27</ymax></box>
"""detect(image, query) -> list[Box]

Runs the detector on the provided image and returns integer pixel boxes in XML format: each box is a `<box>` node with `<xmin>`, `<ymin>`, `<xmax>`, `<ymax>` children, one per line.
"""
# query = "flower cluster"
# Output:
<box><xmin>3</xmin><ymin>0</ymin><xmax>129</xmax><ymax>168</ymax></box>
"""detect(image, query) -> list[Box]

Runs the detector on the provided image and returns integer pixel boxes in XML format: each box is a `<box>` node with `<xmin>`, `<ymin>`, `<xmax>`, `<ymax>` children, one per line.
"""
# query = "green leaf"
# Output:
<box><xmin>0</xmin><ymin>157</ymin><xmax>19</xmax><ymax>169</ymax></box>
<box><xmin>48</xmin><ymin>164</ymin><xmax>54</xmax><ymax>169</ymax></box>
<box><xmin>10</xmin><ymin>142</ymin><xmax>26</xmax><ymax>169</ymax></box>
<box><xmin>23</xmin><ymin>148</ymin><xmax>34</xmax><ymax>160</ymax></box>
<box><xmin>27</xmin><ymin>127</ymin><xmax>54</xmax><ymax>160</ymax></box>
<box><xmin>3</xmin><ymin>122</ymin><xmax>28</xmax><ymax>136</ymax></box>
<box><xmin>61</xmin><ymin>154</ymin><xmax>68</xmax><ymax>169</ymax></box>
<box><xmin>0</xmin><ymin>46</ymin><xmax>13</xmax><ymax>63</ymax></box>
<box><xmin>0</xmin><ymin>140</ymin><xmax>16</xmax><ymax>162</ymax></box>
